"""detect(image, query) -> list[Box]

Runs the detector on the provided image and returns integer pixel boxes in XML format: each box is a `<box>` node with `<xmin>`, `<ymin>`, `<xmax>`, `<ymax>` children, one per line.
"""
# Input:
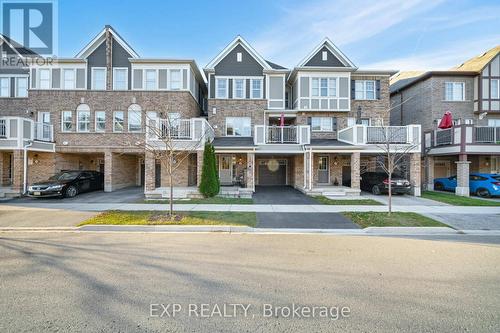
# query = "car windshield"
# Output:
<box><xmin>49</xmin><ymin>171</ymin><xmax>80</xmax><ymax>181</ymax></box>
<box><xmin>493</xmin><ymin>175</ymin><xmax>500</xmax><ymax>181</ymax></box>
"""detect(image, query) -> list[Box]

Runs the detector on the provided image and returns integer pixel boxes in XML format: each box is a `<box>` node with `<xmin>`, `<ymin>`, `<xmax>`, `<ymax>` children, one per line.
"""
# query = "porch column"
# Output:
<box><xmin>0</xmin><ymin>152</ymin><xmax>4</xmax><ymax>186</ymax></box>
<box><xmin>246</xmin><ymin>152</ymin><xmax>255</xmax><ymax>191</ymax></box>
<box><xmin>303</xmin><ymin>151</ymin><xmax>313</xmax><ymax>191</ymax></box>
<box><xmin>410</xmin><ymin>153</ymin><xmax>421</xmax><ymax>197</ymax></box>
<box><xmin>350</xmin><ymin>152</ymin><xmax>360</xmax><ymax>192</ymax></box>
<box><xmin>104</xmin><ymin>150</ymin><xmax>113</xmax><ymax>192</ymax></box>
<box><xmin>455</xmin><ymin>154</ymin><xmax>470</xmax><ymax>197</ymax></box>
<box><xmin>144</xmin><ymin>149</ymin><xmax>156</xmax><ymax>192</ymax></box>
<box><xmin>425</xmin><ymin>155</ymin><xmax>434</xmax><ymax>191</ymax></box>
<box><xmin>11</xmin><ymin>150</ymin><xmax>23</xmax><ymax>194</ymax></box>
<box><xmin>196</xmin><ymin>150</ymin><xmax>203</xmax><ymax>187</ymax></box>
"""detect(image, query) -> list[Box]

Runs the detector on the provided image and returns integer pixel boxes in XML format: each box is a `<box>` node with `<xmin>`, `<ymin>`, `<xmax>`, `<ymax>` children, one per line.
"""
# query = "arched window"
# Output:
<box><xmin>76</xmin><ymin>104</ymin><xmax>90</xmax><ymax>132</ymax></box>
<box><xmin>128</xmin><ymin>104</ymin><xmax>142</xmax><ymax>132</ymax></box>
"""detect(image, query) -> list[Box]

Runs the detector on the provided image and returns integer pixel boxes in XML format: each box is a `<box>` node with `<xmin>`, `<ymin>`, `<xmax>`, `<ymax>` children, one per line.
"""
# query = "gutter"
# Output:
<box><xmin>23</xmin><ymin>140</ymin><xmax>33</xmax><ymax>195</ymax></box>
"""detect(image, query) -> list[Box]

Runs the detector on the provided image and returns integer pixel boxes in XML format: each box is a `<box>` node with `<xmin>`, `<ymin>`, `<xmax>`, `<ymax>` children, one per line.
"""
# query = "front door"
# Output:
<box><xmin>318</xmin><ymin>156</ymin><xmax>329</xmax><ymax>184</ymax></box>
<box><xmin>219</xmin><ymin>155</ymin><xmax>233</xmax><ymax>185</ymax></box>
<box><xmin>187</xmin><ymin>154</ymin><xmax>197</xmax><ymax>186</ymax></box>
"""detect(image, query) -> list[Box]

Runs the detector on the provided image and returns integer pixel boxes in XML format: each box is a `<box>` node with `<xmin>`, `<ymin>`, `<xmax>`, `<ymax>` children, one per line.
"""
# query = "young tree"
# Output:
<box><xmin>199</xmin><ymin>142</ymin><xmax>220</xmax><ymax>197</ymax></box>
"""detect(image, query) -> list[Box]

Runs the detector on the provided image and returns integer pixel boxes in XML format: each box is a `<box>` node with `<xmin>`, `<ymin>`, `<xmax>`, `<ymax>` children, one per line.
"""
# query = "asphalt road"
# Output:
<box><xmin>1</xmin><ymin>232</ymin><xmax>499</xmax><ymax>332</ymax></box>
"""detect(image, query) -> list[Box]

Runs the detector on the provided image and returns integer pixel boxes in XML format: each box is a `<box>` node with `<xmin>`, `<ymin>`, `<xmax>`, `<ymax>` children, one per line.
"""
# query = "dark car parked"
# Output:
<box><xmin>28</xmin><ymin>170</ymin><xmax>104</xmax><ymax>198</ymax></box>
<box><xmin>360</xmin><ymin>172</ymin><xmax>411</xmax><ymax>195</ymax></box>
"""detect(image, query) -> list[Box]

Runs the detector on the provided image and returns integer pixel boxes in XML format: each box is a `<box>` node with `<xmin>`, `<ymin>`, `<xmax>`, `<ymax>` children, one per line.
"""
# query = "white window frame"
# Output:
<box><xmin>232</xmin><ymin>78</ymin><xmax>246</xmax><ymax>99</ymax></box>
<box><xmin>91</xmin><ymin>67</ymin><xmax>106</xmax><ymax>90</ymax></box>
<box><xmin>444</xmin><ymin>82</ymin><xmax>465</xmax><ymax>101</ymax></box>
<box><xmin>77</xmin><ymin>110</ymin><xmax>90</xmax><ymax>132</ymax></box>
<box><xmin>169</xmin><ymin>69</ymin><xmax>181</xmax><ymax>90</ymax></box>
<box><xmin>95</xmin><ymin>111</ymin><xmax>106</xmax><ymax>132</ymax></box>
<box><xmin>491</xmin><ymin>79</ymin><xmax>499</xmax><ymax>99</ymax></box>
<box><xmin>61</xmin><ymin>111</ymin><xmax>73</xmax><ymax>132</ymax></box>
<box><xmin>15</xmin><ymin>77</ymin><xmax>28</xmax><ymax>97</ymax></box>
<box><xmin>0</xmin><ymin>77</ymin><xmax>10</xmax><ymax>97</ymax></box>
<box><xmin>250</xmin><ymin>78</ymin><xmax>263</xmax><ymax>99</ymax></box>
<box><xmin>113</xmin><ymin>68</ymin><xmax>128</xmax><ymax>90</ymax></box>
<box><xmin>354</xmin><ymin>80</ymin><xmax>376</xmax><ymax>100</ymax></box>
<box><xmin>311</xmin><ymin>117</ymin><xmax>333</xmax><ymax>132</ymax></box>
<box><xmin>63</xmin><ymin>68</ymin><xmax>76</xmax><ymax>90</ymax></box>
<box><xmin>225</xmin><ymin>117</ymin><xmax>251</xmax><ymax>137</ymax></box>
<box><xmin>113</xmin><ymin>111</ymin><xmax>124</xmax><ymax>132</ymax></box>
<box><xmin>322</xmin><ymin>51</ymin><xmax>328</xmax><ymax>61</ymax></box>
<box><xmin>311</xmin><ymin>77</ymin><xmax>337</xmax><ymax>97</ymax></box>
<box><xmin>488</xmin><ymin>119</ymin><xmax>500</xmax><ymax>127</ymax></box>
<box><xmin>128</xmin><ymin>109</ymin><xmax>142</xmax><ymax>132</ymax></box>
<box><xmin>38</xmin><ymin>69</ymin><xmax>50</xmax><ymax>89</ymax></box>
<box><xmin>236</xmin><ymin>52</ymin><xmax>242</xmax><ymax>62</ymax></box>
<box><xmin>216</xmin><ymin>78</ymin><xmax>228</xmax><ymax>99</ymax></box>
<box><xmin>144</xmin><ymin>69</ymin><xmax>157</xmax><ymax>90</ymax></box>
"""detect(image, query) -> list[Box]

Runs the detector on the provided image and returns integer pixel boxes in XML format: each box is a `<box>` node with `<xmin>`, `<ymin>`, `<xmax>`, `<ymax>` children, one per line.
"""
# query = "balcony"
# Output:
<box><xmin>338</xmin><ymin>125</ymin><xmax>421</xmax><ymax>146</ymax></box>
<box><xmin>146</xmin><ymin>117</ymin><xmax>214</xmax><ymax>148</ymax></box>
<box><xmin>254</xmin><ymin>125</ymin><xmax>311</xmax><ymax>145</ymax></box>
<box><xmin>424</xmin><ymin>125</ymin><xmax>500</xmax><ymax>154</ymax></box>
<box><xmin>0</xmin><ymin>117</ymin><xmax>54</xmax><ymax>151</ymax></box>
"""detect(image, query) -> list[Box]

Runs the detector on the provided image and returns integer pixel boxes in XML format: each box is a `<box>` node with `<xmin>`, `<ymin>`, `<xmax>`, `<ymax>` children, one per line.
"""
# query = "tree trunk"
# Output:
<box><xmin>388</xmin><ymin>152</ymin><xmax>392</xmax><ymax>215</ymax></box>
<box><xmin>169</xmin><ymin>154</ymin><xmax>174</xmax><ymax>218</ymax></box>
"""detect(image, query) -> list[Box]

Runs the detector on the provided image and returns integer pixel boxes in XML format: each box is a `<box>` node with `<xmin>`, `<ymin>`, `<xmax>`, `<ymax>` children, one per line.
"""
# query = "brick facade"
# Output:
<box><xmin>208</xmin><ymin>99</ymin><xmax>266</xmax><ymax>136</ymax></box>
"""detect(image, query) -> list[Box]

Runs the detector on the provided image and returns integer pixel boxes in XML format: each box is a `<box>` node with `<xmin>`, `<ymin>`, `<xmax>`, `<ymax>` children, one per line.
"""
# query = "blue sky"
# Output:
<box><xmin>58</xmin><ymin>0</ymin><xmax>500</xmax><ymax>71</ymax></box>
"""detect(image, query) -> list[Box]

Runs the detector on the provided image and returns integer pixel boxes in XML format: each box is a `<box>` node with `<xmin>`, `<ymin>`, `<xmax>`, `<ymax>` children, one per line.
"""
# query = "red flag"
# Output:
<box><xmin>438</xmin><ymin>111</ymin><xmax>453</xmax><ymax>129</ymax></box>
<box><xmin>280</xmin><ymin>112</ymin><xmax>285</xmax><ymax>127</ymax></box>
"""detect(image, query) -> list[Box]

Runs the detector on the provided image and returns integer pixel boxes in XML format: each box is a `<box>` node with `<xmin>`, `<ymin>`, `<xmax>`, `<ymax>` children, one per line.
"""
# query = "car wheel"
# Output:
<box><xmin>434</xmin><ymin>182</ymin><xmax>444</xmax><ymax>191</ymax></box>
<box><xmin>476</xmin><ymin>188</ymin><xmax>491</xmax><ymax>198</ymax></box>
<box><xmin>372</xmin><ymin>185</ymin><xmax>381</xmax><ymax>195</ymax></box>
<box><xmin>65</xmin><ymin>186</ymin><xmax>78</xmax><ymax>198</ymax></box>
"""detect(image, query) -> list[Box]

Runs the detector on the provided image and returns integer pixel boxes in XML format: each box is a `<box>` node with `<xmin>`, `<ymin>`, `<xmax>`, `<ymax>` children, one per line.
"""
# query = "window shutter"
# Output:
<box><xmin>307</xmin><ymin>117</ymin><xmax>312</xmax><ymax>125</ymax></box>
<box><xmin>351</xmin><ymin>80</ymin><xmax>355</xmax><ymax>99</ymax></box>
<box><xmin>158</xmin><ymin>69</ymin><xmax>168</xmax><ymax>89</ymax></box>
<box><xmin>133</xmin><ymin>69</ymin><xmax>143</xmax><ymax>89</ymax></box>
<box><xmin>51</xmin><ymin>69</ymin><xmax>61</xmax><ymax>88</ymax></box>
<box><xmin>31</xmin><ymin>68</ymin><xmax>37</xmax><ymax>89</ymax></box>
<box><xmin>376</xmin><ymin>80</ymin><xmax>381</xmax><ymax>99</ymax></box>
<box><xmin>332</xmin><ymin>117</ymin><xmax>337</xmax><ymax>131</ymax></box>
<box><xmin>76</xmin><ymin>69</ymin><xmax>86</xmax><ymax>89</ymax></box>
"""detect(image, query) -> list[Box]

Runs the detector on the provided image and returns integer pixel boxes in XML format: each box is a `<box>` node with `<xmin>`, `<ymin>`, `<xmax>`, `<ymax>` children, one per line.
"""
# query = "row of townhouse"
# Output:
<box><xmin>390</xmin><ymin>46</ymin><xmax>500</xmax><ymax>196</ymax></box>
<box><xmin>0</xmin><ymin>25</ymin><xmax>422</xmax><ymax>199</ymax></box>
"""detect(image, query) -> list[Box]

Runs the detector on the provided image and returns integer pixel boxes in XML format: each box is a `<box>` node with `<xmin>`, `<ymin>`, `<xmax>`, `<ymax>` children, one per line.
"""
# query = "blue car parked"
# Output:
<box><xmin>434</xmin><ymin>173</ymin><xmax>500</xmax><ymax>198</ymax></box>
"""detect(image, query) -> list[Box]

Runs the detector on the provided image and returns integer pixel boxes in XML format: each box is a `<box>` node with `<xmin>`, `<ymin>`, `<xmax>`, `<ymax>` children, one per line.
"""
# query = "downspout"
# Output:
<box><xmin>23</xmin><ymin>140</ymin><xmax>33</xmax><ymax>195</ymax></box>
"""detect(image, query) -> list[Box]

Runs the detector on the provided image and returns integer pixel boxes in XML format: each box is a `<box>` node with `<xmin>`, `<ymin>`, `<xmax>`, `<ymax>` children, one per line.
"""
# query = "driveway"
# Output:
<box><xmin>254</xmin><ymin>186</ymin><xmax>359</xmax><ymax>229</ymax></box>
<box><xmin>361</xmin><ymin>192</ymin><xmax>449</xmax><ymax>206</ymax></box>
<box><xmin>424</xmin><ymin>213</ymin><xmax>500</xmax><ymax>230</ymax></box>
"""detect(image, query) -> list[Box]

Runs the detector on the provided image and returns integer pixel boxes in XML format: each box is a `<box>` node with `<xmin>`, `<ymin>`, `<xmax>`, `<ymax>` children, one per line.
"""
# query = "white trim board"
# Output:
<box><xmin>296</xmin><ymin>37</ymin><xmax>356</xmax><ymax>69</ymax></box>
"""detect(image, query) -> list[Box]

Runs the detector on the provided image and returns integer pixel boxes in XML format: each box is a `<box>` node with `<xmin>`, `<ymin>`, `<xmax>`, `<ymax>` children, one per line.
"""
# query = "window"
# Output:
<box><xmin>358</xmin><ymin>118</ymin><xmax>370</xmax><ymax>126</ymax></box>
<box><xmin>95</xmin><ymin>111</ymin><xmax>106</xmax><ymax>132</ymax></box>
<box><xmin>216</xmin><ymin>78</ymin><xmax>228</xmax><ymax>99</ymax></box>
<box><xmin>63</xmin><ymin>69</ymin><xmax>75</xmax><ymax>89</ymax></box>
<box><xmin>491</xmin><ymin>79</ymin><xmax>499</xmax><ymax>99</ymax></box>
<box><xmin>464</xmin><ymin>118</ymin><xmax>474</xmax><ymax>125</ymax></box>
<box><xmin>113</xmin><ymin>111</ymin><xmax>124</xmax><ymax>132</ymax></box>
<box><xmin>92</xmin><ymin>68</ymin><xmax>106</xmax><ymax>90</ymax></box>
<box><xmin>251</xmin><ymin>79</ymin><xmax>262</xmax><ymax>99</ymax></box>
<box><xmin>39</xmin><ymin>69</ymin><xmax>50</xmax><ymax>89</ymax></box>
<box><xmin>145</xmin><ymin>70</ymin><xmax>157</xmax><ymax>90</ymax></box>
<box><xmin>445</xmin><ymin>82</ymin><xmax>465</xmax><ymax>101</ymax></box>
<box><xmin>170</xmin><ymin>69</ymin><xmax>181</xmax><ymax>90</ymax></box>
<box><xmin>61</xmin><ymin>111</ymin><xmax>73</xmax><ymax>132</ymax></box>
<box><xmin>128</xmin><ymin>109</ymin><xmax>142</xmax><ymax>132</ymax></box>
<box><xmin>322</xmin><ymin>51</ymin><xmax>328</xmax><ymax>61</ymax></box>
<box><xmin>15</xmin><ymin>77</ymin><xmax>28</xmax><ymax>97</ymax></box>
<box><xmin>355</xmin><ymin>80</ymin><xmax>376</xmax><ymax>100</ymax></box>
<box><xmin>233</xmin><ymin>79</ymin><xmax>245</xmax><ymax>99</ymax></box>
<box><xmin>488</xmin><ymin>119</ymin><xmax>500</xmax><ymax>127</ymax></box>
<box><xmin>77</xmin><ymin>110</ymin><xmax>90</xmax><ymax>132</ymax></box>
<box><xmin>311</xmin><ymin>117</ymin><xmax>333</xmax><ymax>132</ymax></box>
<box><xmin>113</xmin><ymin>68</ymin><xmax>128</xmax><ymax>90</ymax></box>
<box><xmin>225</xmin><ymin>117</ymin><xmax>251</xmax><ymax>136</ymax></box>
<box><xmin>0</xmin><ymin>77</ymin><xmax>9</xmax><ymax>97</ymax></box>
<box><xmin>237</xmin><ymin>52</ymin><xmax>242</xmax><ymax>62</ymax></box>
<box><xmin>312</xmin><ymin>77</ymin><xmax>337</xmax><ymax>97</ymax></box>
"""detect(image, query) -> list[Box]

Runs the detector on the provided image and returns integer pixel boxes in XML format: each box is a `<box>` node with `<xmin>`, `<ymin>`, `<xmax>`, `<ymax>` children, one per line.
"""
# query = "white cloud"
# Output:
<box><xmin>252</xmin><ymin>0</ymin><xmax>445</xmax><ymax>66</ymax></box>
<box><xmin>364</xmin><ymin>36</ymin><xmax>500</xmax><ymax>71</ymax></box>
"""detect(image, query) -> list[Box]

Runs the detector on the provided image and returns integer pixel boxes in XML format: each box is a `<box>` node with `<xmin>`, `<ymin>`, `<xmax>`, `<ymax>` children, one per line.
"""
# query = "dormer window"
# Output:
<box><xmin>322</xmin><ymin>51</ymin><xmax>327</xmax><ymax>61</ymax></box>
<box><xmin>237</xmin><ymin>52</ymin><xmax>242</xmax><ymax>62</ymax></box>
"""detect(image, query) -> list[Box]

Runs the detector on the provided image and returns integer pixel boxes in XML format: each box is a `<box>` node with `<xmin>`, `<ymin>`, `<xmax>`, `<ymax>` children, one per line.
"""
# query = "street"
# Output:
<box><xmin>1</xmin><ymin>232</ymin><xmax>499</xmax><ymax>332</ymax></box>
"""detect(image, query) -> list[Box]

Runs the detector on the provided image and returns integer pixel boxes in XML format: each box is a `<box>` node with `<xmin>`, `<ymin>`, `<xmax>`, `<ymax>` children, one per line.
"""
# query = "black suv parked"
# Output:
<box><xmin>28</xmin><ymin>170</ymin><xmax>104</xmax><ymax>198</ymax></box>
<box><xmin>360</xmin><ymin>172</ymin><xmax>411</xmax><ymax>195</ymax></box>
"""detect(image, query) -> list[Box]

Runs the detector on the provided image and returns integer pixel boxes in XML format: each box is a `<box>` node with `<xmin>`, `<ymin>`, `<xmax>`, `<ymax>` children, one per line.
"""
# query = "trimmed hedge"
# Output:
<box><xmin>199</xmin><ymin>143</ymin><xmax>220</xmax><ymax>197</ymax></box>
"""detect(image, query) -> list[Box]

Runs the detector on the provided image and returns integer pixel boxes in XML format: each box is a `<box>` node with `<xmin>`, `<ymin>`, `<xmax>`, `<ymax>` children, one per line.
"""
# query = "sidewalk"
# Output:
<box><xmin>2</xmin><ymin>202</ymin><xmax>500</xmax><ymax>214</ymax></box>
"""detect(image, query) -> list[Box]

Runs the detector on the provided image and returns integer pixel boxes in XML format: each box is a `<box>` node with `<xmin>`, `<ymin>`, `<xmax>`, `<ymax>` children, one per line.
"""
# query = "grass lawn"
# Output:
<box><xmin>342</xmin><ymin>212</ymin><xmax>449</xmax><ymax>228</ymax></box>
<box><xmin>79</xmin><ymin>211</ymin><xmax>257</xmax><ymax>227</ymax></box>
<box><xmin>422</xmin><ymin>191</ymin><xmax>500</xmax><ymax>206</ymax></box>
<box><xmin>314</xmin><ymin>196</ymin><xmax>384</xmax><ymax>205</ymax></box>
<box><xmin>142</xmin><ymin>197</ymin><xmax>254</xmax><ymax>204</ymax></box>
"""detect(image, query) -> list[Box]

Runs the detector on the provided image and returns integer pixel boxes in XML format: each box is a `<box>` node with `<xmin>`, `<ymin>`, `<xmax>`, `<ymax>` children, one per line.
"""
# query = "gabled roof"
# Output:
<box><xmin>453</xmin><ymin>45</ymin><xmax>500</xmax><ymax>72</ymax></box>
<box><xmin>390</xmin><ymin>70</ymin><xmax>477</xmax><ymax>94</ymax></box>
<box><xmin>0</xmin><ymin>34</ymin><xmax>39</xmax><ymax>58</ymax></box>
<box><xmin>296</xmin><ymin>37</ymin><xmax>356</xmax><ymax>69</ymax></box>
<box><xmin>204</xmin><ymin>35</ymin><xmax>276</xmax><ymax>71</ymax></box>
<box><xmin>76</xmin><ymin>25</ymin><xmax>139</xmax><ymax>59</ymax></box>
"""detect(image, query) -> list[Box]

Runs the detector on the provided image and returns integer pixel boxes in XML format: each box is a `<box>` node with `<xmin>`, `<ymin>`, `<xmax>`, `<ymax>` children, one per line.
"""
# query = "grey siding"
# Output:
<box><xmin>52</xmin><ymin>68</ymin><xmax>61</xmax><ymax>88</ymax></box>
<box><xmin>304</xmin><ymin>46</ymin><xmax>345</xmax><ymax>67</ymax></box>
<box><xmin>86</xmin><ymin>41</ymin><xmax>106</xmax><ymax>89</ymax></box>
<box><xmin>133</xmin><ymin>69</ymin><xmax>143</xmax><ymax>89</ymax></box>
<box><xmin>112</xmin><ymin>38</ymin><xmax>132</xmax><ymax>90</ymax></box>
<box><xmin>214</xmin><ymin>44</ymin><xmax>264</xmax><ymax>76</ymax></box>
<box><xmin>209</xmin><ymin>74</ymin><xmax>215</xmax><ymax>98</ymax></box>
<box><xmin>159</xmin><ymin>69</ymin><xmax>168</xmax><ymax>89</ymax></box>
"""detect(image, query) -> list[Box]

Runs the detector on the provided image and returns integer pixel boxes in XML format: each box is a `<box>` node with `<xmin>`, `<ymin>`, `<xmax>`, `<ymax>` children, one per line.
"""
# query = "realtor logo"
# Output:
<box><xmin>0</xmin><ymin>0</ymin><xmax>57</xmax><ymax>56</ymax></box>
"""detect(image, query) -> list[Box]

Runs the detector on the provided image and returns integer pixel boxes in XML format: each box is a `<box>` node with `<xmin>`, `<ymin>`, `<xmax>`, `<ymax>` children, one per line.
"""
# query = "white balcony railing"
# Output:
<box><xmin>254</xmin><ymin>125</ymin><xmax>310</xmax><ymax>145</ymax></box>
<box><xmin>0</xmin><ymin>117</ymin><xmax>54</xmax><ymax>145</ymax></box>
<box><xmin>146</xmin><ymin>117</ymin><xmax>214</xmax><ymax>144</ymax></box>
<box><xmin>475</xmin><ymin>126</ymin><xmax>500</xmax><ymax>143</ymax></box>
<box><xmin>424</xmin><ymin>125</ymin><xmax>500</xmax><ymax>149</ymax></box>
<box><xmin>338</xmin><ymin>124</ymin><xmax>421</xmax><ymax>146</ymax></box>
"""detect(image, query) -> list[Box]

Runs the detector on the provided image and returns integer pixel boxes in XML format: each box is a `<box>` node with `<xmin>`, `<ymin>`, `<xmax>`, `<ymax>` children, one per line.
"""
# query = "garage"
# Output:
<box><xmin>258</xmin><ymin>159</ymin><xmax>287</xmax><ymax>185</ymax></box>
